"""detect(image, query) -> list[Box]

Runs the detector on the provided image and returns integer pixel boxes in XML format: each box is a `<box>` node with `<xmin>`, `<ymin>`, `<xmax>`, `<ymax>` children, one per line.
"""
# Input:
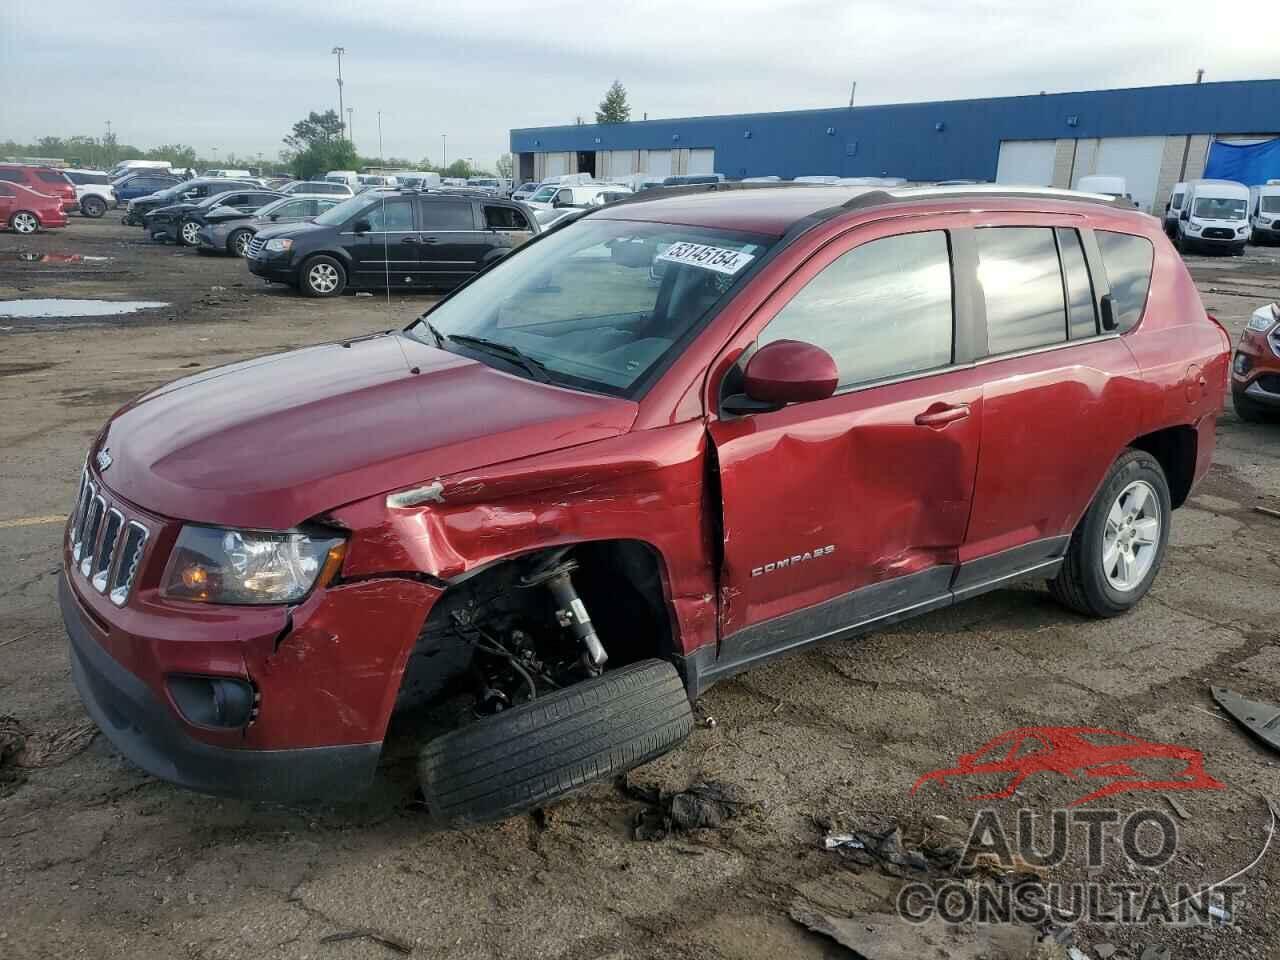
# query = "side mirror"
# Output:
<box><xmin>269</xmin><ymin>213</ymin><xmax>280</xmax><ymax>221</ymax></box>
<box><xmin>353</xmin><ymin>218</ymin><xmax>371</xmax><ymax>234</ymax></box>
<box><xmin>724</xmin><ymin>339</ymin><xmax>838</xmax><ymax>414</ymax></box>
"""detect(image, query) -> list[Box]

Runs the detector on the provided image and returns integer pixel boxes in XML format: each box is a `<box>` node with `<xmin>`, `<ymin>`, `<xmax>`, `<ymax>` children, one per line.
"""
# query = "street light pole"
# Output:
<box><xmin>332</xmin><ymin>46</ymin><xmax>347</xmax><ymax>139</ymax></box>
<box><xmin>442</xmin><ymin>134</ymin><xmax>447</xmax><ymax>170</ymax></box>
<box><xmin>347</xmin><ymin>107</ymin><xmax>354</xmax><ymax>151</ymax></box>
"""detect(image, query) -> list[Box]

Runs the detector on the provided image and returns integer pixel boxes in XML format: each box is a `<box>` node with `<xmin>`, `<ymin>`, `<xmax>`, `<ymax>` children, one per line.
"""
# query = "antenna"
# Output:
<box><xmin>378</xmin><ymin>110</ymin><xmax>390</xmax><ymax>307</ymax></box>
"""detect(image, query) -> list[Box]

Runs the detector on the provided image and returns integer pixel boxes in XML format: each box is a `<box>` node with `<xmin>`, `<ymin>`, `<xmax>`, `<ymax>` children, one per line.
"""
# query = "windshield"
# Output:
<box><xmin>313</xmin><ymin>192</ymin><xmax>380</xmax><ymax>225</ymax></box>
<box><xmin>1193</xmin><ymin>197</ymin><xmax>1246</xmax><ymax>220</ymax></box>
<box><xmin>1262</xmin><ymin>196</ymin><xmax>1280</xmax><ymax>214</ymax></box>
<box><xmin>530</xmin><ymin>185</ymin><xmax>558</xmax><ymax>202</ymax></box>
<box><xmin>406</xmin><ymin>218</ymin><xmax>773</xmax><ymax>396</ymax></box>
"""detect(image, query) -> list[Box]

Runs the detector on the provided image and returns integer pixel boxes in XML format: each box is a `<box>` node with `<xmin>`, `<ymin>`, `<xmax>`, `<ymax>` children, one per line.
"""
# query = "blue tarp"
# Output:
<box><xmin>1203</xmin><ymin>138</ymin><xmax>1280</xmax><ymax>185</ymax></box>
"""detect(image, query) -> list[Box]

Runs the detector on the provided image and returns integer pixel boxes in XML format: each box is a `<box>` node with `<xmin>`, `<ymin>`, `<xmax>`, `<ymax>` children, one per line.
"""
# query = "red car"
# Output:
<box><xmin>1231</xmin><ymin>302</ymin><xmax>1280</xmax><ymax>423</ymax></box>
<box><xmin>0</xmin><ymin>163</ymin><xmax>78</xmax><ymax>213</ymax></box>
<box><xmin>0</xmin><ymin>179</ymin><xmax>70</xmax><ymax>233</ymax></box>
<box><xmin>911</xmin><ymin>726</ymin><xmax>1225</xmax><ymax>806</ymax></box>
<box><xmin>59</xmin><ymin>185</ymin><xmax>1229</xmax><ymax>823</ymax></box>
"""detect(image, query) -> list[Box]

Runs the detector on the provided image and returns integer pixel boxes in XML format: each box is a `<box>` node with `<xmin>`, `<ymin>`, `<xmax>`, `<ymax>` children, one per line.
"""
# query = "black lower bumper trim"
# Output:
<box><xmin>60</xmin><ymin>577</ymin><xmax>380</xmax><ymax>801</ymax></box>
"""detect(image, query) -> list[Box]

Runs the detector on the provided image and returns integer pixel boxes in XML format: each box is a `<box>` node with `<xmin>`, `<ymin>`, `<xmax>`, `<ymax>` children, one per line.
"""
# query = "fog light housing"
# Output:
<box><xmin>1234</xmin><ymin>352</ymin><xmax>1252</xmax><ymax>376</ymax></box>
<box><xmin>167</xmin><ymin>675</ymin><xmax>256</xmax><ymax>728</ymax></box>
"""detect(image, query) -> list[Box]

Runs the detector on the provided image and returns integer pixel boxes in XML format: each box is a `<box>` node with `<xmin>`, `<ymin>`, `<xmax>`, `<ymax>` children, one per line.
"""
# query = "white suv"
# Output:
<box><xmin>63</xmin><ymin>169</ymin><xmax>116</xmax><ymax>218</ymax></box>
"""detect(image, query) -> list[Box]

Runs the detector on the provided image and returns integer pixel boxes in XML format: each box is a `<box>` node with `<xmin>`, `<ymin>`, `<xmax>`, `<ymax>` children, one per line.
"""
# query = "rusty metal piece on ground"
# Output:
<box><xmin>1212</xmin><ymin>686</ymin><xmax>1280</xmax><ymax>753</ymax></box>
<box><xmin>319</xmin><ymin>928</ymin><xmax>413</xmax><ymax>955</ymax></box>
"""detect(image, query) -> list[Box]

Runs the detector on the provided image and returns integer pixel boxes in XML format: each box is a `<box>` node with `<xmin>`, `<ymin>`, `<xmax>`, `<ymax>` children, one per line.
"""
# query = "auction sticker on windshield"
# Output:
<box><xmin>656</xmin><ymin>242</ymin><xmax>755</xmax><ymax>275</ymax></box>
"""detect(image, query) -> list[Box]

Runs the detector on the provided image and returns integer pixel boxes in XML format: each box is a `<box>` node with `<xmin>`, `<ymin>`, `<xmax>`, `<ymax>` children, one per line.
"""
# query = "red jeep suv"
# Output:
<box><xmin>60</xmin><ymin>185</ymin><xmax>1229</xmax><ymax>823</ymax></box>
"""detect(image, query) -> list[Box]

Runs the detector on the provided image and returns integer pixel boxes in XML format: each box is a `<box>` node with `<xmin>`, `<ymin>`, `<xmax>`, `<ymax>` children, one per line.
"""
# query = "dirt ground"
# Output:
<box><xmin>1</xmin><ymin>217</ymin><xmax>1279</xmax><ymax>960</ymax></box>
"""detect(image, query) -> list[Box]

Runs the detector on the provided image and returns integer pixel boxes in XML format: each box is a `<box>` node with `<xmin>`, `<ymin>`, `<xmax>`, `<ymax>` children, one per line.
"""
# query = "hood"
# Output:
<box><xmin>98</xmin><ymin>332</ymin><xmax>638</xmax><ymax>530</ymax></box>
<box><xmin>252</xmin><ymin>220</ymin><xmax>330</xmax><ymax>242</ymax></box>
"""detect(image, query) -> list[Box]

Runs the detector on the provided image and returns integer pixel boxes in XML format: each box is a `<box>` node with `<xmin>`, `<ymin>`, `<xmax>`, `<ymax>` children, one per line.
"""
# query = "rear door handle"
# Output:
<box><xmin>419</xmin><ymin>236</ymin><xmax>441</xmax><ymax>244</ymax></box>
<box><xmin>914</xmin><ymin>403</ymin><xmax>970</xmax><ymax>427</ymax></box>
<box><xmin>401</xmin><ymin>236</ymin><xmax>420</xmax><ymax>245</ymax></box>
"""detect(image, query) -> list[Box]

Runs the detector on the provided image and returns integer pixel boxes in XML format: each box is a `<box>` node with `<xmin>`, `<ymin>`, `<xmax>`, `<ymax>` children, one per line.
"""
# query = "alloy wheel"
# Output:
<box><xmin>181</xmin><ymin>221</ymin><xmax>200</xmax><ymax>245</ymax></box>
<box><xmin>1101</xmin><ymin>480</ymin><xmax>1160</xmax><ymax>591</ymax></box>
<box><xmin>308</xmin><ymin>263</ymin><xmax>339</xmax><ymax>294</ymax></box>
<box><xmin>12</xmin><ymin>213</ymin><xmax>38</xmax><ymax>234</ymax></box>
<box><xmin>233</xmin><ymin>232</ymin><xmax>251</xmax><ymax>256</ymax></box>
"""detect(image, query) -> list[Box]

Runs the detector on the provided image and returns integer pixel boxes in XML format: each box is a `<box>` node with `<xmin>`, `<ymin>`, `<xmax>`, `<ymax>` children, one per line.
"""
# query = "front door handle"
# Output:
<box><xmin>419</xmin><ymin>236</ymin><xmax>441</xmax><ymax>244</ymax></box>
<box><xmin>914</xmin><ymin>403</ymin><xmax>970</xmax><ymax>427</ymax></box>
<box><xmin>401</xmin><ymin>236</ymin><xmax>420</xmax><ymax>245</ymax></box>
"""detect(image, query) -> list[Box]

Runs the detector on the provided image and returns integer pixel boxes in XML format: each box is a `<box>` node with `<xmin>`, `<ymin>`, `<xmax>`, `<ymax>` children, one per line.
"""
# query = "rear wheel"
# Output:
<box><xmin>81</xmin><ymin>195</ymin><xmax>107</xmax><ymax>218</ymax></box>
<box><xmin>419</xmin><ymin>659</ymin><xmax>692</xmax><ymax>827</ymax></box>
<box><xmin>178</xmin><ymin>219</ymin><xmax>201</xmax><ymax>247</ymax></box>
<box><xmin>300</xmin><ymin>255</ymin><xmax>345</xmax><ymax>297</ymax></box>
<box><xmin>1049</xmin><ymin>449</ymin><xmax>1171</xmax><ymax>617</ymax></box>
<box><xmin>9</xmin><ymin>211</ymin><xmax>39</xmax><ymax>234</ymax></box>
<box><xmin>227</xmin><ymin>229</ymin><xmax>253</xmax><ymax>257</ymax></box>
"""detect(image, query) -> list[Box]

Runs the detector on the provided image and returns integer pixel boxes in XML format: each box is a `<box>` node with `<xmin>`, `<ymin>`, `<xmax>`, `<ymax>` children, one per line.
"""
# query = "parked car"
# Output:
<box><xmin>115</xmin><ymin>173</ymin><xmax>182</xmax><ymax>214</ymax></box>
<box><xmin>1163</xmin><ymin>181</ymin><xmax>1188</xmax><ymax>238</ymax></box>
<box><xmin>396</xmin><ymin>173</ymin><xmax>442</xmax><ymax>191</ymax></box>
<box><xmin>145</xmin><ymin>187</ymin><xmax>282</xmax><ymax>245</ymax></box>
<box><xmin>1077</xmin><ymin>175</ymin><xmax>1138</xmax><ymax>208</ymax></box>
<box><xmin>324</xmin><ymin>170</ymin><xmax>360</xmax><ymax>189</ymax></box>
<box><xmin>62</xmin><ymin>169</ymin><xmax>116</xmax><ymax>218</ymax></box>
<box><xmin>520</xmin><ymin>182</ymin><xmax>563</xmax><ymax>210</ymax></box>
<box><xmin>1248</xmin><ymin>183</ymin><xmax>1280</xmax><ymax>245</ymax></box>
<box><xmin>0</xmin><ymin>180</ymin><xmax>69</xmax><ymax>233</ymax></box>
<box><xmin>202</xmin><ymin>169</ymin><xmax>253</xmax><ymax>179</ymax></box>
<box><xmin>61</xmin><ymin>185</ymin><xmax>1228</xmax><ymax>824</ymax></box>
<box><xmin>1231</xmin><ymin>302</ymin><xmax>1280</xmax><ymax>422</ymax></box>
<box><xmin>1173</xmin><ymin>180</ymin><xmax>1251</xmax><ymax>255</ymax></box>
<box><xmin>108</xmin><ymin>159</ymin><xmax>172</xmax><ymax>179</ymax></box>
<box><xmin>196</xmin><ymin>196</ymin><xmax>341</xmax><ymax>256</ymax></box>
<box><xmin>466</xmin><ymin>177</ymin><xmax>504</xmax><ymax>195</ymax></box>
<box><xmin>280</xmin><ymin>180</ymin><xmax>353</xmax><ymax>198</ymax></box>
<box><xmin>246</xmin><ymin>189</ymin><xmax>537</xmax><ymax>296</ymax></box>
<box><xmin>356</xmin><ymin>174</ymin><xmax>399</xmax><ymax>192</ymax></box>
<box><xmin>543</xmin><ymin>183</ymin><xmax>633</xmax><ymax>211</ymax></box>
<box><xmin>511</xmin><ymin>181</ymin><xmax>541</xmax><ymax>201</ymax></box>
<box><xmin>0</xmin><ymin>164</ymin><xmax>78</xmax><ymax>212</ymax></box>
<box><xmin>125</xmin><ymin>178</ymin><xmax>259</xmax><ymax>228</ymax></box>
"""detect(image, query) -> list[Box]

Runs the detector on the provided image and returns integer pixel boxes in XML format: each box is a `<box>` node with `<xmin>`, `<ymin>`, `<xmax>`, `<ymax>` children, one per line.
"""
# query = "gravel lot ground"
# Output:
<box><xmin>1</xmin><ymin>216</ymin><xmax>1279</xmax><ymax>960</ymax></box>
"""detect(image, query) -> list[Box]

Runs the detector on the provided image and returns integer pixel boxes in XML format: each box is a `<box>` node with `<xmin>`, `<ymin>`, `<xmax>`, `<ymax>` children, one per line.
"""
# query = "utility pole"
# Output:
<box><xmin>1195</xmin><ymin>68</ymin><xmax>1204</xmax><ymax>84</ymax></box>
<box><xmin>848</xmin><ymin>81</ymin><xmax>857</xmax><ymax>107</ymax></box>
<box><xmin>442</xmin><ymin>133</ymin><xmax>447</xmax><ymax>170</ymax></box>
<box><xmin>347</xmin><ymin>107</ymin><xmax>354</xmax><ymax>150</ymax></box>
<box><xmin>332</xmin><ymin>46</ymin><xmax>347</xmax><ymax>139</ymax></box>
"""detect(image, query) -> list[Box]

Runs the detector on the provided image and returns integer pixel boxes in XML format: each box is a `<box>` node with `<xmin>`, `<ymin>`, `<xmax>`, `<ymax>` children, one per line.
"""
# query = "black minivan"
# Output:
<box><xmin>246</xmin><ymin>190</ymin><xmax>538</xmax><ymax>297</ymax></box>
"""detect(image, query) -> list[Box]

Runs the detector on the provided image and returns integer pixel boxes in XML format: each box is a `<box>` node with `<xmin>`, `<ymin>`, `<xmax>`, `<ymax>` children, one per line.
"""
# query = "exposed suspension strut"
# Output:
<box><xmin>523</xmin><ymin>556</ymin><xmax>608</xmax><ymax>674</ymax></box>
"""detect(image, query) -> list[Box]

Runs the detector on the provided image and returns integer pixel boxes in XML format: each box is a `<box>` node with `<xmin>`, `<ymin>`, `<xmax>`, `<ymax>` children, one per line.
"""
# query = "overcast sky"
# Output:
<box><xmin>2</xmin><ymin>0</ymin><xmax>1275</xmax><ymax>168</ymax></box>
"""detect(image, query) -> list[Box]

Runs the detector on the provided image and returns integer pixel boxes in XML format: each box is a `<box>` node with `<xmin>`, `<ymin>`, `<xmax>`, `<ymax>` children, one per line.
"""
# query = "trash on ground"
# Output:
<box><xmin>319</xmin><ymin>927</ymin><xmax>413</xmax><ymax>955</ymax></box>
<box><xmin>1164</xmin><ymin>795</ymin><xmax>1192</xmax><ymax>820</ymax></box>
<box><xmin>822</xmin><ymin>833</ymin><xmax>865</xmax><ymax>850</ymax></box>
<box><xmin>1211</xmin><ymin>686</ymin><xmax>1280</xmax><ymax>753</ymax></box>
<box><xmin>624</xmin><ymin>777</ymin><xmax>756</xmax><ymax>840</ymax></box>
<box><xmin>789</xmin><ymin>901</ymin><xmax>1049</xmax><ymax>960</ymax></box>
<box><xmin>1168</xmin><ymin>794</ymin><xmax>1277</xmax><ymax>917</ymax></box>
<box><xmin>1252</xmin><ymin>506</ymin><xmax>1280</xmax><ymax>520</ymax></box>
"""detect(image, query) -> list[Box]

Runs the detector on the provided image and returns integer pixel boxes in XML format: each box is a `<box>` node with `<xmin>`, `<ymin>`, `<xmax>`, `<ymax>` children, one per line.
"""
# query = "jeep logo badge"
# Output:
<box><xmin>95</xmin><ymin>448</ymin><xmax>113</xmax><ymax>472</ymax></box>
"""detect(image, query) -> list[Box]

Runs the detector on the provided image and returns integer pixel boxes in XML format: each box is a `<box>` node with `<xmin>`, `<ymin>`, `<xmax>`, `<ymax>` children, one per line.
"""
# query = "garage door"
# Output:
<box><xmin>544</xmin><ymin>153</ymin><xmax>567</xmax><ymax>178</ymax></box>
<box><xmin>1074</xmin><ymin>136</ymin><xmax>1165</xmax><ymax>213</ymax></box>
<box><xmin>996</xmin><ymin>140</ymin><xmax>1056</xmax><ymax>187</ymax></box>
<box><xmin>688</xmin><ymin>149</ymin><xmax>715</xmax><ymax>175</ymax></box>
<box><xmin>647</xmin><ymin>150</ymin><xmax>672</xmax><ymax>178</ymax></box>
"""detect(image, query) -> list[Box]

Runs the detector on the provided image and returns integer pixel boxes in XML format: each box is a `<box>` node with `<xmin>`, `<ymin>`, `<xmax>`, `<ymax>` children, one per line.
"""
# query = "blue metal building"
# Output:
<box><xmin>510</xmin><ymin>80</ymin><xmax>1280</xmax><ymax>213</ymax></box>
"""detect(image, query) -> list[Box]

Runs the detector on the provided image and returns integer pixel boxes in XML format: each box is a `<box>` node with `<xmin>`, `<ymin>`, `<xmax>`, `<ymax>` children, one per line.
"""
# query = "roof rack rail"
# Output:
<box><xmin>840</xmin><ymin>184</ymin><xmax>1134</xmax><ymax>211</ymax></box>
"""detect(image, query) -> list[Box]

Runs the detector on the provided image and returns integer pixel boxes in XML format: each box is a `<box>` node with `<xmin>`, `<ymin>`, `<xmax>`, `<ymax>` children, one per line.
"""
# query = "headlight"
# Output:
<box><xmin>1247</xmin><ymin>305</ymin><xmax>1279</xmax><ymax>332</ymax></box>
<box><xmin>1237</xmin><ymin>225</ymin><xmax>1249</xmax><ymax>235</ymax></box>
<box><xmin>162</xmin><ymin>526</ymin><xmax>346</xmax><ymax>604</ymax></box>
<box><xmin>1187</xmin><ymin>222</ymin><xmax>1202</xmax><ymax>233</ymax></box>
<box><xmin>265</xmin><ymin>238</ymin><xmax>293</xmax><ymax>252</ymax></box>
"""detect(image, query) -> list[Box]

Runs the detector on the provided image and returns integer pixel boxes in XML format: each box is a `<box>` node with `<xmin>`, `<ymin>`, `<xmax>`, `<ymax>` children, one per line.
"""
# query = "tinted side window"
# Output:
<box><xmin>0</xmin><ymin>170</ymin><xmax>23</xmax><ymax>183</ymax></box>
<box><xmin>484</xmin><ymin>205</ymin><xmax>528</xmax><ymax>230</ymax></box>
<box><xmin>363</xmin><ymin>199</ymin><xmax>415</xmax><ymax>231</ymax></box>
<box><xmin>1056</xmin><ymin>228</ymin><xmax>1097</xmax><ymax>340</ymax></box>
<box><xmin>759</xmin><ymin>231</ymin><xmax>954</xmax><ymax>389</ymax></box>
<box><xmin>36</xmin><ymin>170</ymin><xmax>67</xmax><ymax>184</ymax></box>
<box><xmin>977</xmin><ymin>227</ymin><xmax>1066</xmax><ymax>354</ymax></box>
<box><xmin>1096</xmin><ymin>231</ymin><xmax>1154</xmax><ymax>334</ymax></box>
<box><xmin>420</xmin><ymin>201</ymin><xmax>474</xmax><ymax>230</ymax></box>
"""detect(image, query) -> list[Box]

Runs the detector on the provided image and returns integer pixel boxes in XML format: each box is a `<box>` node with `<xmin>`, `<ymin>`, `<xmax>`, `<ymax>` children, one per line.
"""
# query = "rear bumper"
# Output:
<box><xmin>61</xmin><ymin>576</ymin><xmax>381</xmax><ymax>800</ymax></box>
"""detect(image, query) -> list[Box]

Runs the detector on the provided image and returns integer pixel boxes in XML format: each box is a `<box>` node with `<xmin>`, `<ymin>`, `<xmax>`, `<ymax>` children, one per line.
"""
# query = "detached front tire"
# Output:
<box><xmin>1049</xmin><ymin>449</ymin><xmax>1171</xmax><ymax>618</ymax></box>
<box><xmin>300</xmin><ymin>255</ymin><xmax>346</xmax><ymax>297</ymax></box>
<box><xmin>419</xmin><ymin>659</ymin><xmax>693</xmax><ymax>827</ymax></box>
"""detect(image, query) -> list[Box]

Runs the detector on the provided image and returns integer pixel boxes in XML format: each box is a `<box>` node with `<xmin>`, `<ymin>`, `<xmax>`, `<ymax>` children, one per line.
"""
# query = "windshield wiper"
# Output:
<box><xmin>443</xmin><ymin>334</ymin><xmax>552</xmax><ymax>383</ymax></box>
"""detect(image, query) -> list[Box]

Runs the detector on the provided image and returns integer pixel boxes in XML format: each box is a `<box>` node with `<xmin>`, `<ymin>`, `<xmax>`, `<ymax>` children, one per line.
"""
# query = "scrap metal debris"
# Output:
<box><xmin>788</xmin><ymin>902</ymin><xmax>1051</xmax><ymax>960</ymax></box>
<box><xmin>624</xmin><ymin>778</ymin><xmax>757</xmax><ymax>840</ymax></box>
<box><xmin>319</xmin><ymin>928</ymin><xmax>413</xmax><ymax>955</ymax></box>
<box><xmin>1212</xmin><ymin>686</ymin><xmax>1280</xmax><ymax>753</ymax></box>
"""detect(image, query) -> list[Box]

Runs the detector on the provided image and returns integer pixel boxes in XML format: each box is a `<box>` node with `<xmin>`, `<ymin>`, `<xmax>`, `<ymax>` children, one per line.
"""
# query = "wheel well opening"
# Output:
<box><xmin>1131</xmin><ymin>426</ymin><xmax>1197</xmax><ymax>508</ymax></box>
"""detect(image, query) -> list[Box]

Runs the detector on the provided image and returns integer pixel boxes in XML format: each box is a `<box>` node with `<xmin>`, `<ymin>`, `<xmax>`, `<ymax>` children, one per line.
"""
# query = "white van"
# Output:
<box><xmin>1077</xmin><ymin>175</ymin><xmax>1137</xmax><ymax>207</ymax></box>
<box><xmin>108</xmin><ymin>159</ymin><xmax>171</xmax><ymax>181</ymax></box>
<box><xmin>1248</xmin><ymin>183</ymin><xmax>1280</xmax><ymax>245</ymax></box>
<box><xmin>1163</xmin><ymin>182</ymin><xmax>1188</xmax><ymax>238</ymax></box>
<box><xmin>1175</xmin><ymin>180</ymin><xmax>1252</xmax><ymax>255</ymax></box>
<box><xmin>204</xmin><ymin>169</ymin><xmax>252</xmax><ymax>179</ymax></box>
<box><xmin>324</xmin><ymin>171</ymin><xmax>360</xmax><ymax>189</ymax></box>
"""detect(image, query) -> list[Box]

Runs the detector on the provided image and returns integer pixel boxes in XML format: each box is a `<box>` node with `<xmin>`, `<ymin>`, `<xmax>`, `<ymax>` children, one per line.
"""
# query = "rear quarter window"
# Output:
<box><xmin>1096</xmin><ymin>231</ymin><xmax>1154</xmax><ymax>334</ymax></box>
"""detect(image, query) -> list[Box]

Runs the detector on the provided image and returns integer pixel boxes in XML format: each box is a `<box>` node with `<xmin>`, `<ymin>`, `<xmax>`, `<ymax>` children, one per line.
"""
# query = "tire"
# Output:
<box><xmin>300</xmin><ymin>255</ymin><xmax>346</xmax><ymax>297</ymax></box>
<box><xmin>1232</xmin><ymin>243</ymin><xmax>1247</xmax><ymax>257</ymax></box>
<box><xmin>1049</xmin><ymin>449</ymin><xmax>1172</xmax><ymax>618</ymax></box>
<box><xmin>227</xmin><ymin>229</ymin><xmax>252</xmax><ymax>257</ymax></box>
<box><xmin>178</xmin><ymin>218</ymin><xmax>201</xmax><ymax>247</ymax></box>
<box><xmin>1234</xmin><ymin>389</ymin><xmax>1277</xmax><ymax>424</ymax></box>
<box><xmin>81</xmin><ymin>195</ymin><xmax>107</xmax><ymax>218</ymax></box>
<box><xmin>9</xmin><ymin>211</ymin><xmax>39</xmax><ymax>234</ymax></box>
<box><xmin>419</xmin><ymin>659</ymin><xmax>693</xmax><ymax>827</ymax></box>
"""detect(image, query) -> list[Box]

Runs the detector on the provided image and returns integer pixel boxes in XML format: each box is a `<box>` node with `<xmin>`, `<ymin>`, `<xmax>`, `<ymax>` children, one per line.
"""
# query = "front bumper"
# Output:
<box><xmin>247</xmin><ymin>251</ymin><xmax>296</xmax><ymax>282</ymax></box>
<box><xmin>1233</xmin><ymin>326</ymin><xmax>1280</xmax><ymax>407</ymax></box>
<box><xmin>61</xmin><ymin>576</ymin><xmax>382</xmax><ymax>800</ymax></box>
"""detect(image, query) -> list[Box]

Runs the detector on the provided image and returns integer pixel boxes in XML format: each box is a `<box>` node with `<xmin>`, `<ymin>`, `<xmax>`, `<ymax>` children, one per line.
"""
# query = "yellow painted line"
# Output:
<box><xmin>0</xmin><ymin>515</ymin><xmax>65</xmax><ymax>529</ymax></box>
